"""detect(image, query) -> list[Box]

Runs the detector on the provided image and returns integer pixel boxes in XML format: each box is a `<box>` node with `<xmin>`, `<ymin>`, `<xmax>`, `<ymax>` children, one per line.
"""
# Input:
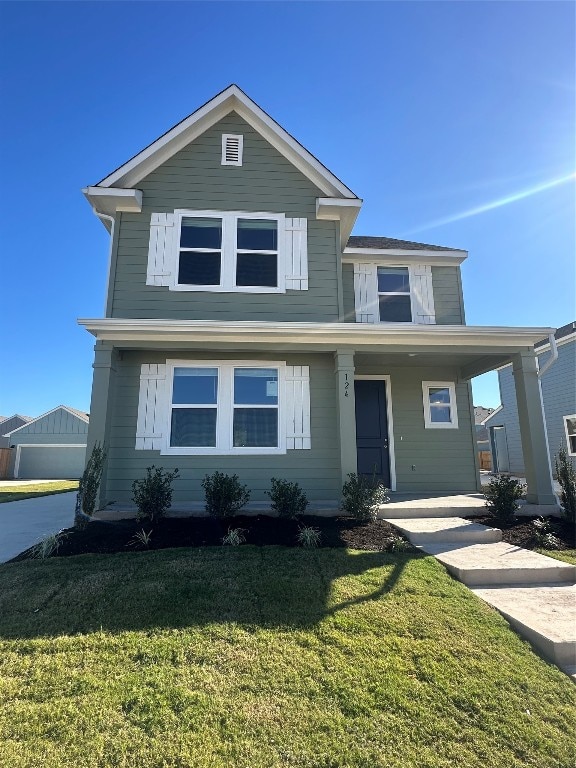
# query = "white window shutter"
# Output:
<box><xmin>135</xmin><ymin>364</ymin><xmax>167</xmax><ymax>450</ymax></box>
<box><xmin>353</xmin><ymin>263</ymin><xmax>378</xmax><ymax>323</ymax></box>
<box><xmin>285</xmin><ymin>366</ymin><xmax>311</xmax><ymax>449</ymax></box>
<box><xmin>146</xmin><ymin>213</ymin><xmax>175</xmax><ymax>286</ymax></box>
<box><xmin>411</xmin><ymin>265</ymin><xmax>436</xmax><ymax>324</ymax></box>
<box><xmin>285</xmin><ymin>218</ymin><xmax>308</xmax><ymax>290</ymax></box>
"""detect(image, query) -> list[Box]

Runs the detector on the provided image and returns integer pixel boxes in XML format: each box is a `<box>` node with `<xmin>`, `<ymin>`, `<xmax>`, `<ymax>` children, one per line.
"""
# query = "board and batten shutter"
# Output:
<box><xmin>146</xmin><ymin>213</ymin><xmax>175</xmax><ymax>286</ymax></box>
<box><xmin>285</xmin><ymin>365</ymin><xmax>311</xmax><ymax>449</ymax></box>
<box><xmin>353</xmin><ymin>263</ymin><xmax>378</xmax><ymax>323</ymax></box>
<box><xmin>135</xmin><ymin>364</ymin><xmax>167</xmax><ymax>450</ymax></box>
<box><xmin>285</xmin><ymin>218</ymin><xmax>308</xmax><ymax>290</ymax></box>
<box><xmin>411</xmin><ymin>265</ymin><xmax>436</xmax><ymax>324</ymax></box>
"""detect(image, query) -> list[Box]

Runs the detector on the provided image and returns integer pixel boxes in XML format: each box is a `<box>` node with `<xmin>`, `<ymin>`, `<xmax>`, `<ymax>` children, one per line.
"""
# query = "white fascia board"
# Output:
<box><xmin>481</xmin><ymin>405</ymin><xmax>503</xmax><ymax>425</ymax></box>
<box><xmin>3</xmin><ymin>405</ymin><xmax>88</xmax><ymax>437</ymax></box>
<box><xmin>93</xmin><ymin>85</ymin><xmax>358</xmax><ymax>199</ymax></box>
<box><xmin>535</xmin><ymin>332</ymin><xmax>575</xmax><ymax>353</ymax></box>
<box><xmin>316</xmin><ymin>198</ymin><xmax>363</xmax><ymax>248</ymax></box>
<box><xmin>343</xmin><ymin>247</ymin><xmax>467</xmax><ymax>266</ymax></box>
<box><xmin>78</xmin><ymin>318</ymin><xmax>554</xmax><ymax>350</ymax></box>
<box><xmin>83</xmin><ymin>187</ymin><xmax>143</xmax><ymax>217</ymax></box>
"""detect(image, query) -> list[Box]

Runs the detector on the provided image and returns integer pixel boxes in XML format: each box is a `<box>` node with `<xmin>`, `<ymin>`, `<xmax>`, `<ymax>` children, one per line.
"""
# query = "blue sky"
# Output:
<box><xmin>0</xmin><ymin>1</ymin><xmax>574</xmax><ymax>417</ymax></box>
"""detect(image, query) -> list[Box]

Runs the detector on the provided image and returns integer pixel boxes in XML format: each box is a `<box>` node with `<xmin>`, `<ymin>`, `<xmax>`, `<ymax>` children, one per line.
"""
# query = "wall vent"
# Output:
<box><xmin>221</xmin><ymin>134</ymin><xmax>243</xmax><ymax>166</ymax></box>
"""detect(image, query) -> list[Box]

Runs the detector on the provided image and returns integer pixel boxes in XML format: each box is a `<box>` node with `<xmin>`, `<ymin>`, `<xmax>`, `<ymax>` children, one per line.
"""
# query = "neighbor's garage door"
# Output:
<box><xmin>16</xmin><ymin>446</ymin><xmax>87</xmax><ymax>479</ymax></box>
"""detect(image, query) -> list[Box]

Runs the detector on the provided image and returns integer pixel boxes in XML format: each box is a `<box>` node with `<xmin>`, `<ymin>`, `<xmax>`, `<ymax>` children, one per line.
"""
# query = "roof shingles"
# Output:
<box><xmin>346</xmin><ymin>235</ymin><xmax>464</xmax><ymax>252</ymax></box>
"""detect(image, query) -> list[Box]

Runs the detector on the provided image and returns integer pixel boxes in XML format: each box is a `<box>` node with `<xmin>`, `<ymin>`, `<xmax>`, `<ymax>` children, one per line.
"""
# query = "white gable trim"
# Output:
<box><xmin>94</xmin><ymin>85</ymin><xmax>358</xmax><ymax>199</ymax></box>
<box><xmin>4</xmin><ymin>406</ymin><xmax>89</xmax><ymax>437</ymax></box>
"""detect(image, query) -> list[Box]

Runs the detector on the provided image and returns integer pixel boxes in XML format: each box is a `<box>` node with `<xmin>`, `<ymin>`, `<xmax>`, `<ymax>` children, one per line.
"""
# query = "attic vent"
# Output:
<box><xmin>221</xmin><ymin>134</ymin><xmax>243</xmax><ymax>166</ymax></box>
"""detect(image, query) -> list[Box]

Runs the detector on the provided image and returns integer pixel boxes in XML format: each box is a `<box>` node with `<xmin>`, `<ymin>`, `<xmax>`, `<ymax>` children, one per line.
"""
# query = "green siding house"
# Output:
<box><xmin>80</xmin><ymin>85</ymin><xmax>558</xmax><ymax>511</ymax></box>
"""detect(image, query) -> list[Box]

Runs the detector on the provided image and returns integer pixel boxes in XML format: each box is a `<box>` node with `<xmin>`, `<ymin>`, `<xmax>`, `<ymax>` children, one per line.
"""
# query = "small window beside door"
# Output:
<box><xmin>422</xmin><ymin>381</ymin><xmax>459</xmax><ymax>429</ymax></box>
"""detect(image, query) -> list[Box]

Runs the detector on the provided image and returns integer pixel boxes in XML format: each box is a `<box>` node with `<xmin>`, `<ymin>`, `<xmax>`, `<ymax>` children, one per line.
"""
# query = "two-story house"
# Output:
<box><xmin>80</xmin><ymin>85</ymin><xmax>558</xmax><ymax>512</ymax></box>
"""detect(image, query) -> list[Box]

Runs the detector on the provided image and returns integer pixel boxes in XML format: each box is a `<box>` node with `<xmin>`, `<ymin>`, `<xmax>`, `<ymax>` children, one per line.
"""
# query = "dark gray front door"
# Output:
<box><xmin>354</xmin><ymin>379</ymin><xmax>391</xmax><ymax>486</ymax></box>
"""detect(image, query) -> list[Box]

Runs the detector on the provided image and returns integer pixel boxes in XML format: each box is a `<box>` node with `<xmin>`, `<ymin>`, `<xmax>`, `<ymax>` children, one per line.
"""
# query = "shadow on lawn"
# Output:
<box><xmin>0</xmin><ymin>545</ymin><xmax>418</xmax><ymax>639</ymax></box>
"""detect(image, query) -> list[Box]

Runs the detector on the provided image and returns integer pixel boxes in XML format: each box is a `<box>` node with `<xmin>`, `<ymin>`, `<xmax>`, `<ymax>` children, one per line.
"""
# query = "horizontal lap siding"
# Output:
<box><xmin>110</xmin><ymin>113</ymin><xmax>340</xmax><ymax>322</ymax></box>
<box><xmin>432</xmin><ymin>267</ymin><xmax>465</xmax><ymax>325</ymax></box>
<box><xmin>105</xmin><ymin>351</ymin><xmax>341</xmax><ymax>503</ymax></box>
<box><xmin>356</xmin><ymin>364</ymin><xmax>477</xmax><ymax>492</ymax></box>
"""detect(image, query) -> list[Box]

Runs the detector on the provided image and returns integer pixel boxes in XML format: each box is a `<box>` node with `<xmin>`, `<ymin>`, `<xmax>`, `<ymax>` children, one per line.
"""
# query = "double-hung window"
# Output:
<box><xmin>422</xmin><ymin>381</ymin><xmax>459</xmax><ymax>429</ymax></box>
<box><xmin>167</xmin><ymin>362</ymin><xmax>284</xmax><ymax>454</ymax></box>
<box><xmin>377</xmin><ymin>266</ymin><xmax>412</xmax><ymax>322</ymax></box>
<box><xmin>564</xmin><ymin>415</ymin><xmax>576</xmax><ymax>455</ymax></box>
<box><xmin>174</xmin><ymin>210</ymin><xmax>284</xmax><ymax>292</ymax></box>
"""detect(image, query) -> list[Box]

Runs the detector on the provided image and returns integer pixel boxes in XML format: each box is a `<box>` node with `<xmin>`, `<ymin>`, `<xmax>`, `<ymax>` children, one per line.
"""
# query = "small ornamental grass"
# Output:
<box><xmin>75</xmin><ymin>442</ymin><xmax>107</xmax><ymax>526</ymax></box>
<box><xmin>532</xmin><ymin>517</ymin><xmax>561</xmax><ymax>550</ymax></box>
<box><xmin>341</xmin><ymin>472</ymin><xmax>389</xmax><ymax>522</ymax></box>
<box><xmin>29</xmin><ymin>530</ymin><xmax>66</xmax><ymax>560</ymax></box>
<box><xmin>202</xmin><ymin>471</ymin><xmax>250</xmax><ymax>517</ymax></box>
<box><xmin>266</xmin><ymin>478</ymin><xmax>308</xmax><ymax>519</ymax></box>
<box><xmin>389</xmin><ymin>534</ymin><xmax>412</xmax><ymax>552</ymax></box>
<box><xmin>555</xmin><ymin>446</ymin><xmax>576</xmax><ymax>523</ymax></box>
<box><xmin>484</xmin><ymin>474</ymin><xmax>526</xmax><ymax>523</ymax></box>
<box><xmin>132</xmin><ymin>466</ymin><xmax>179</xmax><ymax>524</ymax></box>
<box><xmin>222</xmin><ymin>528</ymin><xmax>247</xmax><ymax>546</ymax></box>
<box><xmin>297</xmin><ymin>525</ymin><xmax>321</xmax><ymax>548</ymax></box>
<box><xmin>128</xmin><ymin>529</ymin><xmax>153</xmax><ymax>550</ymax></box>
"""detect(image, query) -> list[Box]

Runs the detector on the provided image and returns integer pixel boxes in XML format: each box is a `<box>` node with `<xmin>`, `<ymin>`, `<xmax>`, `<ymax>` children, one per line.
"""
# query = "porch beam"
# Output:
<box><xmin>459</xmin><ymin>355</ymin><xmax>511</xmax><ymax>381</ymax></box>
<box><xmin>512</xmin><ymin>351</ymin><xmax>556</xmax><ymax>505</ymax></box>
<box><xmin>334</xmin><ymin>349</ymin><xmax>357</xmax><ymax>486</ymax></box>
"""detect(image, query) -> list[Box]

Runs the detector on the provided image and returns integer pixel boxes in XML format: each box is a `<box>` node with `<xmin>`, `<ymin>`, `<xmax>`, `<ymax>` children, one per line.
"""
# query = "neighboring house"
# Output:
<box><xmin>79</xmin><ymin>85</ymin><xmax>557</xmax><ymax>510</ymax></box>
<box><xmin>5</xmin><ymin>406</ymin><xmax>89</xmax><ymax>479</ymax></box>
<box><xmin>484</xmin><ymin>322</ymin><xmax>576</xmax><ymax>476</ymax></box>
<box><xmin>0</xmin><ymin>415</ymin><xmax>32</xmax><ymax>448</ymax></box>
<box><xmin>474</xmin><ymin>406</ymin><xmax>494</xmax><ymax>470</ymax></box>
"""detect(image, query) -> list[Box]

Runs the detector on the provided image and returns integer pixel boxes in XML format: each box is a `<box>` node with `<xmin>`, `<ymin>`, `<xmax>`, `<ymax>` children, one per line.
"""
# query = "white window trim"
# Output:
<box><xmin>355</xmin><ymin>262</ymin><xmax>431</xmax><ymax>325</ymax></box>
<box><xmin>221</xmin><ymin>134</ymin><xmax>243</xmax><ymax>166</ymax></box>
<box><xmin>162</xmin><ymin>359</ymin><xmax>287</xmax><ymax>455</ymax></box>
<box><xmin>422</xmin><ymin>381</ymin><xmax>459</xmax><ymax>429</ymax></box>
<box><xmin>171</xmin><ymin>209</ymin><xmax>286</xmax><ymax>294</ymax></box>
<box><xmin>564</xmin><ymin>414</ymin><xmax>576</xmax><ymax>456</ymax></box>
<box><xmin>377</xmin><ymin>266</ymin><xmax>414</xmax><ymax>324</ymax></box>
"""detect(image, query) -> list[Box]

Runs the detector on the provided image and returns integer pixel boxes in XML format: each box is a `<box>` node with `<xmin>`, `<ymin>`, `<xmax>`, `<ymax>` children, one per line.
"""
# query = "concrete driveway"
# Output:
<box><xmin>0</xmin><ymin>492</ymin><xmax>76</xmax><ymax>563</ymax></box>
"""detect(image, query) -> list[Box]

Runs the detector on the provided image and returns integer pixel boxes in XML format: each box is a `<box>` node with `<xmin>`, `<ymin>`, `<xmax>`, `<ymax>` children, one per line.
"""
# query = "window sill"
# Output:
<box><xmin>161</xmin><ymin>447</ymin><xmax>287</xmax><ymax>456</ymax></box>
<box><xmin>170</xmin><ymin>284</ymin><xmax>286</xmax><ymax>294</ymax></box>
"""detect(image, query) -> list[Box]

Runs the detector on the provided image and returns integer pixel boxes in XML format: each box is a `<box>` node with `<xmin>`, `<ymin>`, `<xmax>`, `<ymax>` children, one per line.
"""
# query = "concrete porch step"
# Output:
<box><xmin>384</xmin><ymin>517</ymin><xmax>502</xmax><ymax>545</ymax></box>
<box><xmin>379</xmin><ymin>494</ymin><xmax>486</xmax><ymax>519</ymax></box>
<box><xmin>471</xmin><ymin>583</ymin><xmax>576</xmax><ymax>675</ymax></box>
<box><xmin>421</xmin><ymin>541</ymin><xmax>576</xmax><ymax>586</ymax></box>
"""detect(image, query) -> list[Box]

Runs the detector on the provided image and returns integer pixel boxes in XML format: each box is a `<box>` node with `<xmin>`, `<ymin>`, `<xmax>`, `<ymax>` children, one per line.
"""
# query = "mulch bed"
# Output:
<box><xmin>469</xmin><ymin>515</ymin><xmax>575</xmax><ymax>550</ymax></box>
<box><xmin>9</xmin><ymin>515</ymin><xmax>410</xmax><ymax>562</ymax></box>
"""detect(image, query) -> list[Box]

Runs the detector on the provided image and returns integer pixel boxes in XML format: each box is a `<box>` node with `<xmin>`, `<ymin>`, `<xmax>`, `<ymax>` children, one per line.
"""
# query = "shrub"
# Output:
<box><xmin>266</xmin><ymin>478</ymin><xmax>308</xmax><ymax>519</ymax></box>
<box><xmin>75</xmin><ymin>442</ymin><xmax>107</xmax><ymax>526</ymax></box>
<box><xmin>30</xmin><ymin>531</ymin><xmax>66</xmax><ymax>559</ymax></box>
<box><xmin>202</xmin><ymin>471</ymin><xmax>250</xmax><ymax>517</ymax></box>
<box><xmin>389</xmin><ymin>534</ymin><xmax>412</xmax><ymax>552</ymax></box>
<box><xmin>484</xmin><ymin>474</ymin><xmax>525</xmax><ymax>522</ymax></box>
<box><xmin>341</xmin><ymin>473</ymin><xmax>389</xmax><ymax>522</ymax></box>
<box><xmin>555</xmin><ymin>446</ymin><xmax>576</xmax><ymax>523</ymax></box>
<box><xmin>222</xmin><ymin>527</ymin><xmax>247</xmax><ymax>546</ymax></box>
<box><xmin>297</xmin><ymin>525</ymin><xmax>321</xmax><ymax>548</ymax></box>
<box><xmin>132</xmin><ymin>466</ymin><xmax>179</xmax><ymax>523</ymax></box>
<box><xmin>531</xmin><ymin>517</ymin><xmax>560</xmax><ymax>550</ymax></box>
<box><xmin>129</xmin><ymin>529</ymin><xmax>153</xmax><ymax>549</ymax></box>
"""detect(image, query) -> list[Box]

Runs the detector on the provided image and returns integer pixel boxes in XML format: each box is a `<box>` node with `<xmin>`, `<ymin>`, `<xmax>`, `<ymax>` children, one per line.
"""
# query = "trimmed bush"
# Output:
<box><xmin>555</xmin><ymin>446</ymin><xmax>576</xmax><ymax>523</ymax></box>
<box><xmin>132</xmin><ymin>466</ymin><xmax>179</xmax><ymax>523</ymax></box>
<box><xmin>341</xmin><ymin>473</ymin><xmax>389</xmax><ymax>522</ymax></box>
<box><xmin>266</xmin><ymin>478</ymin><xmax>308</xmax><ymax>519</ymax></box>
<box><xmin>484</xmin><ymin>474</ymin><xmax>525</xmax><ymax>522</ymax></box>
<box><xmin>202</xmin><ymin>471</ymin><xmax>250</xmax><ymax>517</ymax></box>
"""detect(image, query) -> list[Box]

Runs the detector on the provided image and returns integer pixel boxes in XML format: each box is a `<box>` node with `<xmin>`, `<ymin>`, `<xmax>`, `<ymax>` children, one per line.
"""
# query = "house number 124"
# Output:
<box><xmin>344</xmin><ymin>373</ymin><xmax>349</xmax><ymax>397</ymax></box>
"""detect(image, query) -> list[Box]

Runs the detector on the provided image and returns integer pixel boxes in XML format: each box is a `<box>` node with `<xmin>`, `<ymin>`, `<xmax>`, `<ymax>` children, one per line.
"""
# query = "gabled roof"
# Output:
<box><xmin>4</xmin><ymin>405</ymin><xmax>89</xmax><ymax>437</ymax></box>
<box><xmin>535</xmin><ymin>320</ymin><xmax>575</xmax><ymax>348</ymax></box>
<box><xmin>347</xmin><ymin>236</ymin><xmax>464</xmax><ymax>252</ymax></box>
<box><xmin>91</xmin><ymin>84</ymin><xmax>358</xmax><ymax>199</ymax></box>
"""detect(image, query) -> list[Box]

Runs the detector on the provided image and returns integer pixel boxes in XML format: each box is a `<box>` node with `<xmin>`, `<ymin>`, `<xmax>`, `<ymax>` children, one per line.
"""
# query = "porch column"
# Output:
<box><xmin>512</xmin><ymin>351</ymin><xmax>556</xmax><ymax>505</ymax></box>
<box><xmin>334</xmin><ymin>349</ymin><xmax>357</xmax><ymax>484</ymax></box>
<box><xmin>87</xmin><ymin>342</ymin><xmax>118</xmax><ymax>508</ymax></box>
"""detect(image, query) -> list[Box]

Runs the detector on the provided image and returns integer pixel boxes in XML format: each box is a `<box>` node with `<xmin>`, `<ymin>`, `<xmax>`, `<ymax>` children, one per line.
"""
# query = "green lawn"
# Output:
<box><xmin>0</xmin><ymin>481</ymin><xmax>78</xmax><ymax>504</ymax></box>
<box><xmin>0</xmin><ymin>547</ymin><xmax>574</xmax><ymax>768</ymax></box>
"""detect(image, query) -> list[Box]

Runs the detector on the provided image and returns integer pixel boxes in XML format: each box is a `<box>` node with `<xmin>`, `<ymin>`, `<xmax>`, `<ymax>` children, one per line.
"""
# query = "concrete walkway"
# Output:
<box><xmin>0</xmin><ymin>492</ymin><xmax>76</xmax><ymax>563</ymax></box>
<box><xmin>384</xmin><ymin>510</ymin><xmax>576</xmax><ymax>678</ymax></box>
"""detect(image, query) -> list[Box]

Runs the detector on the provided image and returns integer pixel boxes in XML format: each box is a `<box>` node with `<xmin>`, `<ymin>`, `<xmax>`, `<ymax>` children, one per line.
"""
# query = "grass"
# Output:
<box><xmin>0</xmin><ymin>481</ymin><xmax>78</xmax><ymax>504</ymax></box>
<box><xmin>536</xmin><ymin>548</ymin><xmax>576</xmax><ymax>565</ymax></box>
<box><xmin>0</xmin><ymin>547</ymin><xmax>575</xmax><ymax>768</ymax></box>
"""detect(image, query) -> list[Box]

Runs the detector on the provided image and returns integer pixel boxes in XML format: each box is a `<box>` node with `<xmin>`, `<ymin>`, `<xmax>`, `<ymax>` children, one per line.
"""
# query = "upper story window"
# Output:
<box><xmin>175</xmin><ymin>210</ymin><xmax>284</xmax><ymax>293</ymax></box>
<box><xmin>377</xmin><ymin>267</ymin><xmax>412</xmax><ymax>322</ymax></box>
<box><xmin>146</xmin><ymin>210</ymin><xmax>308</xmax><ymax>293</ymax></box>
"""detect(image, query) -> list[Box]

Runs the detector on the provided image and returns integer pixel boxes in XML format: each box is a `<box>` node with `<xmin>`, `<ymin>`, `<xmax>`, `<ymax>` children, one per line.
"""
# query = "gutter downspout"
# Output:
<box><xmin>537</xmin><ymin>333</ymin><xmax>558</xmax><ymax>378</ymax></box>
<box><xmin>94</xmin><ymin>211</ymin><xmax>116</xmax><ymax>316</ymax></box>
